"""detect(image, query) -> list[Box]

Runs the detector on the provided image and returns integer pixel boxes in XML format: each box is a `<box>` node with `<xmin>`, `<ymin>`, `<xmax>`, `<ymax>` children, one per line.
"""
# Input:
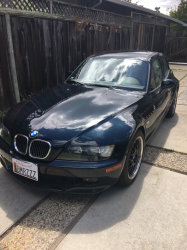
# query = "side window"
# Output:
<box><xmin>159</xmin><ymin>56</ymin><xmax>169</xmax><ymax>80</ymax></box>
<box><xmin>150</xmin><ymin>58</ymin><xmax>162</xmax><ymax>91</ymax></box>
<box><xmin>150</xmin><ymin>66</ymin><xmax>156</xmax><ymax>91</ymax></box>
<box><xmin>163</xmin><ymin>57</ymin><xmax>169</xmax><ymax>77</ymax></box>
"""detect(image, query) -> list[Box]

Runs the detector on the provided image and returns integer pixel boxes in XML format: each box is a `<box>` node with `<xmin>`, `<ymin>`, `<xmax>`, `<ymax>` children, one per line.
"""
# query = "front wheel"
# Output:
<box><xmin>118</xmin><ymin>130</ymin><xmax>144</xmax><ymax>187</ymax></box>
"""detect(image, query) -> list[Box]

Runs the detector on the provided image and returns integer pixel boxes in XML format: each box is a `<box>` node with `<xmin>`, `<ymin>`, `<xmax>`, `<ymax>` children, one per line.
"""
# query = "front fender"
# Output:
<box><xmin>68</xmin><ymin>105</ymin><xmax>144</xmax><ymax>161</ymax></box>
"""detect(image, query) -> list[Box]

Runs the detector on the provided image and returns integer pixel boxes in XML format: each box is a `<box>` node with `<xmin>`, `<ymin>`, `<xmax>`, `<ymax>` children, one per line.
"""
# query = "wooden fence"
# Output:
<box><xmin>166</xmin><ymin>31</ymin><xmax>187</xmax><ymax>62</ymax></box>
<box><xmin>0</xmin><ymin>1</ymin><xmax>169</xmax><ymax>112</ymax></box>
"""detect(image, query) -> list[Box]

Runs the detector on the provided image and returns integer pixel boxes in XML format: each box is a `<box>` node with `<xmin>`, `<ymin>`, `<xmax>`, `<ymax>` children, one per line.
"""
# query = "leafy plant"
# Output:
<box><xmin>168</xmin><ymin>0</ymin><xmax>187</xmax><ymax>31</ymax></box>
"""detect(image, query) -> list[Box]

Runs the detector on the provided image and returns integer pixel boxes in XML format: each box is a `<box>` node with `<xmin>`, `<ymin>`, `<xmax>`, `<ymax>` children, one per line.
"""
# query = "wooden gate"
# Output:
<box><xmin>165</xmin><ymin>32</ymin><xmax>187</xmax><ymax>62</ymax></box>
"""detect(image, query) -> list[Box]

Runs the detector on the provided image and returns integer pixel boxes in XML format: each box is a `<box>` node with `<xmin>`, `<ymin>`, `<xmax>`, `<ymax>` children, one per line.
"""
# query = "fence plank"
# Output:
<box><xmin>0</xmin><ymin>15</ymin><xmax>15</xmax><ymax>112</ymax></box>
<box><xmin>153</xmin><ymin>25</ymin><xmax>166</xmax><ymax>52</ymax></box>
<box><xmin>5</xmin><ymin>14</ymin><xmax>20</xmax><ymax>103</ymax></box>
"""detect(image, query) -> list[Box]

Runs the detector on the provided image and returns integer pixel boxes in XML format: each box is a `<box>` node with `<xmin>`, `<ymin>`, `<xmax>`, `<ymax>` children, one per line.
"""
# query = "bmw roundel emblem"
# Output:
<box><xmin>30</xmin><ymin>131</ymin><xmax>38</xmax><ymax>138</ymax></box>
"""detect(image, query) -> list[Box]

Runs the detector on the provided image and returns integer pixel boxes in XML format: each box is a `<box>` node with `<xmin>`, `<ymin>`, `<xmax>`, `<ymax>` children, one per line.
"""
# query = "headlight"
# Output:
<box><xmin>57</xmin><ymin>145</ymin><xmax>115</xmax><ymax>162</ymax></box>
<box><xmin>0</xmin><ymin>124</ymin><xmax>11</xmax><ymax>145</ymax></box>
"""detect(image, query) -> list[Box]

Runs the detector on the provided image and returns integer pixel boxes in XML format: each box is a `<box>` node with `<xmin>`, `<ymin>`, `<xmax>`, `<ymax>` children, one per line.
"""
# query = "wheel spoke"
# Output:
<box><xmin>128</xmin><ymin>161</ymin><xmax>134</xmax><ymax>169</ymax></box>
<box><xmin>127</xmin><ymin>136</ymin><xmax>143</xmax><ymax>180</ymax></box>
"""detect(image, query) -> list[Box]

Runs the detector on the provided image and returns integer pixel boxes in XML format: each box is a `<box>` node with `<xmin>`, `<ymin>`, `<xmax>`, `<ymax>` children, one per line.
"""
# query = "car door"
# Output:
<box><xmin>150</xmin><ymin>57</ymin><xmax>171</xmax><ymax>124</ymax></box>
<box><xmin>156</xmin><ymin>56</ymin><xmax>171</xmax><ymax>122</ymax></box>
<box><xmin>143</xmin><ymin>62</ymin><xmax>159</xmax><ymax>137</ymax></box>
<box><xmin>160</xmin><ymin>56</ymin><xmax>172</xmax><ymax>112</ymax></box>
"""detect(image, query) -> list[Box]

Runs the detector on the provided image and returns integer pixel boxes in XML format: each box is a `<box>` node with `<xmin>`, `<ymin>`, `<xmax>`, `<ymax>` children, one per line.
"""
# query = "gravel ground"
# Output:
<box><xmin>0</xmin><ymin>193</ymin><xmax>92</xmax><ymax>250</ymax></box>
<box><xmin>143</xmin><ymin>145</ymin><xmax>187</xmax><ymax>174</ymax></box>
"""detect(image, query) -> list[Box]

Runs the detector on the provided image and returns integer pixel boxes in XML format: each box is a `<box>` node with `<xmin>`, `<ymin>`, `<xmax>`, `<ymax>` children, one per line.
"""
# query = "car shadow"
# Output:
<box><xmin>147</xmin><ymin>111</ymin><xmax>179</xmax><ymax>150</ymax></box>
<box><xmin>70</xmin><ymin>163</ymin><xmax>152</xmax><ymax>234</ymax></box>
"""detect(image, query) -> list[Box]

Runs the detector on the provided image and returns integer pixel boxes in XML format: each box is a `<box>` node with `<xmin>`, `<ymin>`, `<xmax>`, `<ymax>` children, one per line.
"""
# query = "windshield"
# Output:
<box><xmin>67</xmin><ymin>58</ymin><xmax>148</xmax><ymax>91</ymax></box>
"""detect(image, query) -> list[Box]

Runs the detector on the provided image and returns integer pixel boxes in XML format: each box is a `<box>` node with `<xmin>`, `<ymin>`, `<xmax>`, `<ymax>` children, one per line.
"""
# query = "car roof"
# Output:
<box><xmin>91</xmin><ymin>51</ymin><xmax>161</xmax><ymax>61</ymax></box>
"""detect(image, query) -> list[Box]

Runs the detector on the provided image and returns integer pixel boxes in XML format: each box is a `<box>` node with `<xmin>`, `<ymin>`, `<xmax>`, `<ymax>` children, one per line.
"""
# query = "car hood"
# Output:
<box><xmin>4</xmin><ymin>84</ymin><xmax>144</xmax><ymax>145</ymax></box>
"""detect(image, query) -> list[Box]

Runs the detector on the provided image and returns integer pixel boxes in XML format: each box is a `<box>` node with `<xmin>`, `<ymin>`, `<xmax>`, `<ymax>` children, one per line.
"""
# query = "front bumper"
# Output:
<box><xmin>0</xmin><ymin>137</ymin><xmax>124</xmax><ymax>193</ymax></box>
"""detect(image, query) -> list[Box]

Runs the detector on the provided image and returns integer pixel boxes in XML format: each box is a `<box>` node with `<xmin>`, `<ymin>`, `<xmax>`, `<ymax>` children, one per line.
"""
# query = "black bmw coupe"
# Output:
<box><xmin>0</xmin><ymin>51</ymin><xmax>179</xmax><ymax>193</ymax></box>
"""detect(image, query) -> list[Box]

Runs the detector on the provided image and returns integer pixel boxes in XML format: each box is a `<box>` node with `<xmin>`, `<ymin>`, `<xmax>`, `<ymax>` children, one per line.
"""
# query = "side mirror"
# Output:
<box><xmin>162</xmin><ymin>79</ymin><xmax>175</xmax><ymax>89</ymax></box>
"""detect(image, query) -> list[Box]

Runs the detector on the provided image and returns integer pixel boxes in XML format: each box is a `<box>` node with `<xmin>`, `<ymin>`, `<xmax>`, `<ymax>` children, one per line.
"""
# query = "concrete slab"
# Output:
<box><xmin>173</xmin><ymin>71</ymin><xmax>187</xmax><ymax>80</ymax></box>
<box><xmin>178</xmin><ymin>87</ymin><xmax>187</xmax><ymax>96</ymax></box>
<box><xmin>169</xmin><ymin>64</ymin><xmax>187</xmax><ymax>80</ymax></box>
<box><xmin>148</xmin><ymin>105</ymin><xmax>187</xmax><ymax>153</ymax></box>
<box><xmin>56</xmin><ymin>163</ymin><xmax>187</xmax><ymax>250</ymax></box>
<box><xmin>179</xmin><ymin>90</ymin><xmax>187</xmax><ymax>100</ymax></box>
<box><xmin>170</xmin><ymin>64</ymin><xmax>187</xmax><ymax>71</ymax></box>
<box><xmin>178</xmin><ymin>100</ymin><xmax>187</xmax><ymax>105</ymax></box>
<box><xmin>178</xmin><ymin>85</ymin><xmax>187</xmax><ymax>102</ymax></box>
<box><xmin>0</xmin><ymin>163</ymin><xmax>48</xmax><ymax>236</ymax></box>
<box><xmin>180</xmin><ymin>81</ymin><xmax>187</xmax><ymax>87</ymax></box>
<box><xmin>180</xmin><ymin>76</ymin><xmax>187</xmax><ymax>87</ymax></box>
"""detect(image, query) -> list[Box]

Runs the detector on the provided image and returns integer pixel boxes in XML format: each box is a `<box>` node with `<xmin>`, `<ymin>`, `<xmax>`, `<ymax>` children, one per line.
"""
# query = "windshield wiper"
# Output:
<box><xmin>66</xmin><ymin>80</ymin><xmax>84</xmax><ymax>86</ymax></box>
<box><xmin>86</xmin><ymin>84</ymin><xmax>115</xmax><ymax>89</ymax></box>
<box><xmin>66</xmin><ymin>81</ymin><xmax>117</xmax><ymax>90</ymax></box>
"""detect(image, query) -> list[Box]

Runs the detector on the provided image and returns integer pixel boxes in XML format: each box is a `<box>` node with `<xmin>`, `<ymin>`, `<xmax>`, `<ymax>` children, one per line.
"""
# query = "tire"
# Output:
<box><xmin>166</xmin><ymin>91</ymin><xmax>177</xmax><ymax>118</ymax></box>
<box><xmin>118</xmin><ymin>130</ymin><xmax>144</xmax><ymax>187</ymax></box>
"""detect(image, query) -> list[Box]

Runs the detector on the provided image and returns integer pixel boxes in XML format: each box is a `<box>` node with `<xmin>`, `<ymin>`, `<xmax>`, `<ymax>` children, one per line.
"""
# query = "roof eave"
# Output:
<box><xmin>105</xmin><ymin>0</ymin><xmax>187</xmax><ymax>26</ymax></box>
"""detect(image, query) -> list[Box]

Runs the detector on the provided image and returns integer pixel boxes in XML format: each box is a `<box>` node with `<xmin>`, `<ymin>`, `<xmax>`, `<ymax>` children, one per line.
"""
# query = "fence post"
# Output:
<box><xmin>49</xmin><ymin>1</ymin><xmax>53</xmax><ymax>14</ymax></box>
<box><xmin>151</xmin><ymin>24</ymin><xmax>155</xmax><ymax>51</ymax></box>
<box><xmin>5</xmin><ymin>14</ymin><xmax>20</xmax><ymax>104</ymax></box>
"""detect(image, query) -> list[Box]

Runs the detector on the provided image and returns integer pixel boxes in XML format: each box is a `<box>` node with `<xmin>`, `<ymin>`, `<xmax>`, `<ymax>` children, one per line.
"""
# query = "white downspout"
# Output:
<box><xmin>93</xmin><ymin>0</ymin><xmax>103</xmax><ymax>8</ymax></box>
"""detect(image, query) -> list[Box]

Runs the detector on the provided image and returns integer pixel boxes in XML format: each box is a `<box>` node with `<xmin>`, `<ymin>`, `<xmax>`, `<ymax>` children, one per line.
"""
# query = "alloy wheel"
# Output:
<box><xmin>128</xmin><ymin>136</ymin><xmax>144</xmax><ymax>180</ymax></box>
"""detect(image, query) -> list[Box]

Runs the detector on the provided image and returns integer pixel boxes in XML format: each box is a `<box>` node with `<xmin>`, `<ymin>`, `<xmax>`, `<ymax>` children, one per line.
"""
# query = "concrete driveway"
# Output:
<box><xmin>170</xmin><ymin>63</ymin><xmax>187</xmax><ymax>80</ymax></box>
<box><xmin>57</xmin><ymin>163</ymin><xmax>187</xmax><ymax>250</ymax></box>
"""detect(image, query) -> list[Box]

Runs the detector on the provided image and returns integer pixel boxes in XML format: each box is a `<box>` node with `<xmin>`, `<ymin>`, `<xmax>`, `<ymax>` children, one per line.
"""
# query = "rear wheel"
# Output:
<box><xmin>118</xmin><ymin>130</ymin><xmax>144</xmax><ymax>187</ymax></box>
<box><xmin>167</xmin><ymin>91</ymin><xmax>177</xmax><ymax>118</ymax></box>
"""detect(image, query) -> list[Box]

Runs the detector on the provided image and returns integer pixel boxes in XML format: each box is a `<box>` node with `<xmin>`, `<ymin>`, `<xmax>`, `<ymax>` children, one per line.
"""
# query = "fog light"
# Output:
<box><xmin>83</xmin><ymin>178</ymin><xmax>98</xmax><ymax>183</ymax></box>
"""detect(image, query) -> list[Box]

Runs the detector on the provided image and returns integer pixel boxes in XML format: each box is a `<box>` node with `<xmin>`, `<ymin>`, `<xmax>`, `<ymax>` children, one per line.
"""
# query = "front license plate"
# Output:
<box><xmin>12</xmin><ymin>158</ymin><xmax>38</xmax><ymax>181</ymax></box>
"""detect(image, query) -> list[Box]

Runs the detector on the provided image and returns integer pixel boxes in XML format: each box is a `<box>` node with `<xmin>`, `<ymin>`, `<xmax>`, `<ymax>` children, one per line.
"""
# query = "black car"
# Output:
<box><xmin>0</xmin><ymin>51</ymin><xmax>179</xmax><ymax>193</ymax></box>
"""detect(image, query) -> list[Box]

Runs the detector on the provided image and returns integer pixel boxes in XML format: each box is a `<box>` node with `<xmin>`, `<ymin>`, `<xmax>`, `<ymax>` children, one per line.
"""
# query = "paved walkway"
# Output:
<box><xmin>170</xmin><ymin>64</ymin><xmax>187</xmax><ymax>80</ymax></box>
<box><xmin>57</xmin><ymin>163</ymin><xmax>187</xmax><ymax>250</ymax></box>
